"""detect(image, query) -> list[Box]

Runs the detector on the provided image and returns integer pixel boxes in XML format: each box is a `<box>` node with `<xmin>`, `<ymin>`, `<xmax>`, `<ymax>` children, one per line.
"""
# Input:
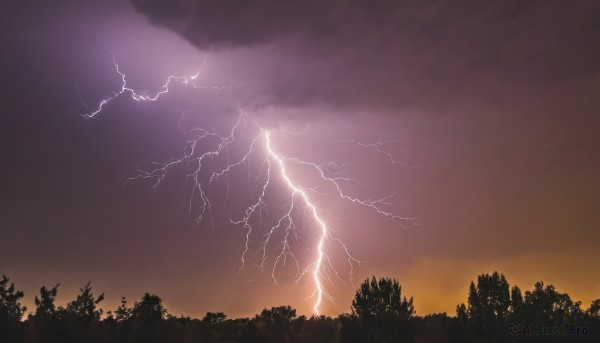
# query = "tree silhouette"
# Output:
<box><xmin>258</xmin><ymin>305</ymin><xmax>297</xmax><ymax>321</ymax></box>
<box><xmin>453</xmin><ymin>272</ymin><xmax>528</xmax><ymax>342</ymax></box>
<box><xmin>587</xmin><ymin>299</ymin><xmax>600</xmax><ymax>339</ymax></box>
<box><xmin>202</xmin><ymin>311</ymin><xmax>227</xmax><ymax>325</ymax></box>
<box><xmin>63</xmin><ymin>282</ymin><xmax>105</xmax><ymax>342</ymax></box>
<box><xmin>348</xmin><ymin>276</ymin><xmax>416</xmax><ymax>343</ymax></box>
<box><xmin>33</xmin><ymin>284</ymin><xmax>60</xmax><ymax>316</ymax></box>
<box><xmin>66</xmin><ymin>281</ymin><xmax>105</xmax><ymax>321</ymax></box>
<box><xmin>114</xmin><ymin>296</ymin><xmax>132</xmax><ymax>321</ymax></box>
<box><xmin>588</xmin><ymin>299</ymin><xmax>600</xmax><ymax>319</ymax></box>
<box><xmin>464</xmin><ymin>272</ymin><xmax>510</xmax><ymax>340</ymax></box>
<box><xmin>128</xmin><ymin>293</ymin><xmax>167</xmax><ymax>343</ymax></box>
<box><xmin>509</xmin><ymin>285</ymin><xmax>523</xmax><ymax>314</ymax></box>
<box><xmin>25</xmin><ymin>284</ymin><xmax>66</xmax><ymax>343</ymax></box>
<box><xmin>111</xmin><ymin>296</ymin><xmax>133</xmax><ymax>343</ymax></box>
<box><xmin>256</xmin><ymin>305</ymin><xmax>297</xmax><ymax>342</ymax></box>
<box><xmin>0</xmin><ymin>275</ymin><xmax>27</xmax><ymax>343</ymax></box>
<box><xmin>451</xmin><ymin>272</ymin><xmax>599</xmax><ymax>342</ymax></box>
<box><xmin>449</xmin><ymin>303</ymin><xmax>471</xmax><ymax>343</ymax></box>
<box><xmin>522</xmin><ymin>281</ymin><xmax>584</xmax><ymax>326</ymax></box>
<box><xmin>132</xmin><ymin>293</ymin><xmax>166</xmax><ymax>320</ymax></box>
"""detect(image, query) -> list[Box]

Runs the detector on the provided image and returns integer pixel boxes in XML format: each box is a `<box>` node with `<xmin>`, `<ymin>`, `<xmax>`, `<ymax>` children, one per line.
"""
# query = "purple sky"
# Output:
<box><xmin>1</xmin><ymin>0</ymin><xmax>599</xmax><ymax>317</ymax></box>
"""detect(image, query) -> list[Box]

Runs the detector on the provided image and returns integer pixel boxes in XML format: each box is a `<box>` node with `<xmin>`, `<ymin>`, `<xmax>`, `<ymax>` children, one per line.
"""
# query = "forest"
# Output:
<box><xmin>1</xmin><ymin>272</ymin><xmax>598</xmax><ymax>342</ymax></box>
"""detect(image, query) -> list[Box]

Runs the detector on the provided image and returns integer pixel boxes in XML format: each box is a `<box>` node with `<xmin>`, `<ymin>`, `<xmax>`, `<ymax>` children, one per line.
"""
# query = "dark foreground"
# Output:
<box><xmin>1</xmin><ymin>272</ymin><xmax>599</xmax><ymax>342</ymax></box>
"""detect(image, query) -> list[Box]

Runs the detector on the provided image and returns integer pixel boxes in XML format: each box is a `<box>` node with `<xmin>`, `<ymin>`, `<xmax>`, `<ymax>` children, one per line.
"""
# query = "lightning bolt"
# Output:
<box><xmin>78</xmin><ymin>56</ymin><xmax>236</xmax><ymax>119</ymax></box>
<box><xmin>263</xmin><ymin>130</ymin><xmax>329</xmax><ymax>314</ymax></box>
<box><xmin>80</xmin><ymin>58</ymin><xmax>416</xmax><ymax>315</ymax></box>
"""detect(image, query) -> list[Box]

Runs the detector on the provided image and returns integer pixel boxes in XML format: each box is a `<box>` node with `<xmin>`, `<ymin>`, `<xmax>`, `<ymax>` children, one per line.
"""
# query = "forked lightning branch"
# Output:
<box><xmin>80</xmin><ymin>59</ymin><xmax>416</xmax><ymax>315</ymax></box>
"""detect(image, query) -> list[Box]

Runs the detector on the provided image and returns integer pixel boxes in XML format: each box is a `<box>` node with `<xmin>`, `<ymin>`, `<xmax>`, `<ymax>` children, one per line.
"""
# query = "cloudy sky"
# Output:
<box><xmin>2</xmin><ymin>0</ymin><xmax>599</xmax><ymax>317</ymax></box>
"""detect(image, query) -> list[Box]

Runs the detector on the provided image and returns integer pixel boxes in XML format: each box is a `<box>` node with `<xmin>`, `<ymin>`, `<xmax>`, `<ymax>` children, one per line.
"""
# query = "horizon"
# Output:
<box><xmin>4</xmin><ymin>270</ymin><xmax>597</xmax><ymax>320</ymax></box>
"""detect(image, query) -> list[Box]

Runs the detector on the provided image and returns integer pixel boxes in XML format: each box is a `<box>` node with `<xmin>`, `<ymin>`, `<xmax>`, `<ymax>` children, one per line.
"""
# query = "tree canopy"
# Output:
<box><xmin>349</xmin><ymin>276</ymin><xmax>416</xmax><ymax>343</ymax></box>
<box><xmin>0</xmin><ymin>272</ymin><xmax>598</xmax><ymax>342</ymax></box>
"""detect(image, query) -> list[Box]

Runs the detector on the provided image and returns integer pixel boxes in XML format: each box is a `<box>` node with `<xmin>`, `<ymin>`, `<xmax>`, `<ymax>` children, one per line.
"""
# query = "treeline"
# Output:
<box><xmin>1</xmin><ymin>272</ymin><xmax>599</xmax><ymax>342</ymax></box>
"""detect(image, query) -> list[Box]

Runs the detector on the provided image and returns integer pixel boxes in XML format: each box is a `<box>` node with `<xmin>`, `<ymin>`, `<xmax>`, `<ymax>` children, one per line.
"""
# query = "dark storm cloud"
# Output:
<box><xmin>132</xmin><ymin>0</ymin><xmax>600</xmax><ymax>109</ymax></box>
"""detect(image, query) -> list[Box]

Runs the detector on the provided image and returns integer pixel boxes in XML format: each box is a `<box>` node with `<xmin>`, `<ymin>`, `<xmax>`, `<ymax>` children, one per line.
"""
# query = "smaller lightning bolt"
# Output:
<box><xmin>127</xmin><ymin>112</ymin><xmax>257</xmax><ymax>228</ymax></box>
<box><xmin>284</xmin><ymin>156</ymin><xmax>417</xmax><ymax>227</ymax></box>
<box><xmin>78</xmin><ymin>56</ymin><xmax>237</xmax><ymax>119</ymax></box>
